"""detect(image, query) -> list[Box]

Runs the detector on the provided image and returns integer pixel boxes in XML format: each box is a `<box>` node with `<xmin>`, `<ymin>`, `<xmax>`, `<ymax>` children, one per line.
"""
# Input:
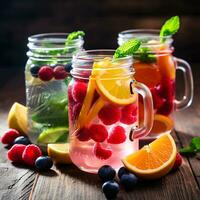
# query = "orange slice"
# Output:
<box><xmin>134</xmin><ymin>62</ymin><xmax>161</xmax><ymax>87</ymax></box>
<box><xmin>150</xmin><ymin>114</ymin><xmax>173</xmax><ymax>135</ymax></box>
<box><xmin>122</xmin><ymin>133</ymin><xmax>177</xmax><ymax>179</ymax></box>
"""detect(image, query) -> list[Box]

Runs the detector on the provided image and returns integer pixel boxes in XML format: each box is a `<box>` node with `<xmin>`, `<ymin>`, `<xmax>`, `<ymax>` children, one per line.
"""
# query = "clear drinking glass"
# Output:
<box><xmin>118</xmin><ymin>29</ymin><xmax>193</xmax><ymax>139</ymax></box>
<box><xmin>68</xmin><ymin>50</ymin><xmax>153</xmax><ymax>173</ymax></box>
<box><xmin>25</xmin><ymin>33</ymin><xmax>84</xmax><ymax>147</ymax></box>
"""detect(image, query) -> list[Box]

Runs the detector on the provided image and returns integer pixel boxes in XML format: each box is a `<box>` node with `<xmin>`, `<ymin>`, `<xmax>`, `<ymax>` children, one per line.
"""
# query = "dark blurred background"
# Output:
<box><xmin>0</xmin><ymin>0</ymin><xmax>200</xmax><ymax>69</ymax></box>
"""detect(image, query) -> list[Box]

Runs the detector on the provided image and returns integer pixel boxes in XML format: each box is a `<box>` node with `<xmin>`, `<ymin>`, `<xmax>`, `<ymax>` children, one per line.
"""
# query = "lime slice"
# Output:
<box><xmin>37</xmin><ymin>127</ymin><xmax>68</xmax><ymax>144</ymax></box>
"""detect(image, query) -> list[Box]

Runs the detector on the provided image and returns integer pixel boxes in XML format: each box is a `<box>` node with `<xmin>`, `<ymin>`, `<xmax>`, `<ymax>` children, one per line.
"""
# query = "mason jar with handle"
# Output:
<box><xmin>118</xmin><ymin>29</ymin><xmax>193</xmax><ymax>139</ymax></box>
<box><xmin>68</xmin><ymin>50</ymin><xmax>153</xmax><ymax>173</ymax></box>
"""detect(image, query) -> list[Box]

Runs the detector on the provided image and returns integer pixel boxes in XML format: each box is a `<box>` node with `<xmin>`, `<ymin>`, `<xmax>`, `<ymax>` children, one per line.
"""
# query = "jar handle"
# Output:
<box><xmin>174</xmin><ymin>57</ymin><xmax>194</xmax><ymax>110</ymax></box>
<box><xmin>129</xmin><ymin>81</ymin><xmax>154</xmax><ymax>141</ymax></box>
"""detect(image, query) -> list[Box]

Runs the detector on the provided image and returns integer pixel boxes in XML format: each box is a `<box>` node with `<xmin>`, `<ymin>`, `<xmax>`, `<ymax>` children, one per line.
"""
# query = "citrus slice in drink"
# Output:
<box><xmin>150</xmin><ymin>114</ymin><xmax>173</xmax><ymax>135</ymax></box>
<box><xmin>122</xmin><ymin>133</ymin><xmax>177</xmax><ymax>179</ymax></box>
<box><xmin>134</xmin><ymin>62</ymin><xmax>161</xmax><ymax>87</ymax></box>
<box><xmin>47</xmin><ymin>143</ymin><xmax>71</xmax><ymax>164</ymax></box>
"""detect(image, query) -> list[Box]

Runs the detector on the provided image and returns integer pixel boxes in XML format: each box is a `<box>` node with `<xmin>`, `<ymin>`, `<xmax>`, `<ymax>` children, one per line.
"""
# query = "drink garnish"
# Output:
<box><xmin>66</xmin><ymin>31</ymin><xmax>85</xmax><ymax>42</ymax></box>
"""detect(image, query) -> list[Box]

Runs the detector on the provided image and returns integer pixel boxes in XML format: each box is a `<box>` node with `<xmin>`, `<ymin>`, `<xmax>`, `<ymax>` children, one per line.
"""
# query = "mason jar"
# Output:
<box><xmin>118</xmin><ymin>29</ymin><xmax>193</xmax><ymax>139</ymax></box>
<box><xmin>25</xmin><ymin>33</ymin><xmax>84</xmax><ymax>147</ymax></box>
<box><xmin>68</xmin><ymin>50</ymin><xmax>153</xmax><ymax>173</ymax></box>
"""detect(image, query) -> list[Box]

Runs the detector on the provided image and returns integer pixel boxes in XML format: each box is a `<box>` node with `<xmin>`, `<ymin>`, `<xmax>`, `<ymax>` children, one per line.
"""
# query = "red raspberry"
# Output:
<box><xmin>157</xmin><ymin>101</ymin><xmax>174</xmax><ymax>115</ymax></box>
<box><xmin>38</xmin><ymin>66</ymin><xmax>54</xmax><ymax>81</ymax></box>
<box><xmin>7</xmin><ymin>144</ymin><xmax>26</xmax><ymax>162</ymax></box>
<box><xmin>107</xmin><ymin>126</ymin><xmax>126</xmax><ymax>144</ymax></box>
<box><xmin>98</xmin><ymin>104</ymin><xmax>121</xmax><ymax>125</ymax></box>
<box><xmin>22</xmin><ymin>144</ymin><xmax>42</xmax><ymax>166</ymax></box>
<box><xmin>120</xmin><ymin>104</ymin><xmax>137</xmax><ymax>125</ymax></box>
<box><xmin>150</xmin><ymin>87</ymin><xmax>166</xmax><ymax>110</ymax></box>
<box><xmin>72</xmin><ymin>103</ymin><xmax>82</xmax><ymax>122</ymax></box>
<box><xmin>172</xmin><ymin>152</ymin><xmax>182</xmax><ymax>170</ymax></box>
<box><xmin>76</xmin><ymin>127</ymin><xmax>91</xmax><ymax>141</ymax></box>
<box><xmin>1</xmin><ymin>129</ymin><xmax>20</xmax><ymax>145</ymax></box>
<box><xmin>89</xmin><ymin>124</ymin><xmax>108</xmax><ymax>142</ymax></box>
<box><xmin>53</xmin><ymin>65</ymin><xmax>68</xmax><ymax>80</ymax></box>
<box><xmin>72</xmin><ymin>81</ymin><xmax>87</xmax><ymax>103</ymax></box>
<box><xmin>93</xmin><ymin>143</ymin><xmax>112</xmax><ymax>160</ymax></box>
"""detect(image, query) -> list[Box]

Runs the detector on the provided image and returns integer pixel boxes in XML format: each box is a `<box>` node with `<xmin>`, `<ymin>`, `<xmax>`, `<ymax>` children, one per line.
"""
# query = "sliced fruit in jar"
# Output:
<box><xmin>134</xmin><ymin>62</ymin><xmax>161</xmax><ymax>88</ymax></box>
<box><xmin>150</xmin><ymin>114</ymin><xmax>173</xmax><ymax>135</ymax></box>
<box><xmin>37</xmin><ymin>127</ymin><xmax>68</xmax><ymax>144</ymax></box>
<box><xmin>47</xmin><ymin>143</ymin><xmax>71</xmax><ymax>164</ymax></box>
<box><xmin>7</xmin><ymin>102</ymin><xmax>28</xmax><ymax>135</ymax></box>
<box><xmin>122</xmin><ymin>133</ymin><xmax>177</xmax><ymax>179</ymax></box>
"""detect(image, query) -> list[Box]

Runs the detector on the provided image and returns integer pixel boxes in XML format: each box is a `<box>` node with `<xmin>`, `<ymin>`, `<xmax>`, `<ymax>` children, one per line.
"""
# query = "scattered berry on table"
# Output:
<box><xmin>98</xmin><ymin>104</ymin><xmax>121</xmax><ymax>125</ymax></box>
<box><xmin>98</xmin><ymin>165</ymin><xmax>116</xmax><ymax>182</ymax></box>
<box><xmin>93</xmin><ymin>143</ymin><xmax>112</xmax><ymax>160</ymax></box>
<box><xmin>120</xmin><ymin>104</ymin><xmax>137</xmax><ymax>125</ymax></box>
<box><xmin>107</xmin><ymin>126</ymin><xmax>126</xmax><ymax>144</ymax></box>
<box><xmin>7</xmin><ymin>144</ymin><xmax>26</xmax><ymax>163</ymax></box>
<box><xmin>35</xmin><ymin>156</ymin><xmax>53</xmax><ymax>170</ymax></box>
<box><xmin>72</xmin><ymin>81</ymin><xmax>87</xmax><ymax>103</ymax></box>
<box><xmin>172</xmin><ymin>152</ymin><xmax>182</xmax><ymax>170</ymax></box>
<box><xmin>22</xmin><ymin>144</ymin><xmax>42</xmax><ymax>166</ymax></box>
<box><xmin>53</xmin><ymin>65</ymin><xmax>68</xmax><ymax>80</ymax></box>
<box><xmin>13</xmin><ymin>136</ymin><xmax>31</xmax><ymax>145</ymax></box>
<box><xmin>118</xmin><ymin>167</ymin><xmax>130</xmax><ymax>179</ymax></box>
<box><xmin>120</xmin><ymin>173</ymin><xmax>138</xmax><ymax>191</ymax></box>
<box><xmin>102</xmin><ymin>180</ymin><xmax>120</xmax><ymax>199</ymax></box>
<box><xmin>30</xmin><ymin>66</ymin><xmax>40</xmax><ymax>78</ymax></box>
<box><xmin>89</xmin><ymin>124</ymin><xmax>108</xmax><ymax>143</ymax></box>
<box><xmin>1</xmin><ymin>129</ymin><xmax>20</xmax><ymax>145</ymax></box>
<box><xmin>38</xmin><ymin>66</ymin><xmax>54</xmax><ymax>81</ymax></box>
<box><xmin>76</xmin><ymin>127</ymin><xmax>91</xmax><ymax>141</ymax></box>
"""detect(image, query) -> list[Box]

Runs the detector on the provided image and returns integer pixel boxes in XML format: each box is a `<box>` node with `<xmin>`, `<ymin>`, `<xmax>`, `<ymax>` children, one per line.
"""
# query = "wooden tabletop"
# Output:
<box><xmin>0</xmin><ymin>66</ymin><xmax>200</xmax><ymax>200</ymax></box>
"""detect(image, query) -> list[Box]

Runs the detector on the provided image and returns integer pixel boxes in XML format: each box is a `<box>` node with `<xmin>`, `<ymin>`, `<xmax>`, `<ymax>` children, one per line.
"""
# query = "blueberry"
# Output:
<box><xmin>118</xmin><ymin>167</ymin><xmax>130</xmax><ymax>179</ymax></box>
<box><xmin>120</xmin><ymin>173</ymin><xmax>138</xmax><ymax>191</ymax></box>
<box><xmin>65</xmin><ymin>63</ymin><xmax>72</xmax><ymax>73</ymax></box>
<box><xmin>30</xmin><ymin>66</ymin><xmax>40</xmax><ymax>77</ymax></box>
<box><xmin>98</xmin><ymin>165</ymin><xmax>116</xmax><ymax>182</ymax></box>
<box><xmin>35</xmin><ymin>156</ymin><xmax>53</xmax><ymax>170</ymax></box>
<box><xmin>102</xmin><ymin>181</ymin><xmax>119</xmax><ymax>199</ymax></box>
<box><xmin>13</xmin><ymin>136</ymin><xmax>31</xmax><ymax>145</ymax></box>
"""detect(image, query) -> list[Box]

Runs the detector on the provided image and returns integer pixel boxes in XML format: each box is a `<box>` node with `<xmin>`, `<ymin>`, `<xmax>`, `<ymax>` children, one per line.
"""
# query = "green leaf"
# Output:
<box><xmin>160</xmin><ymin>16</ymin><xmax>180</xmax><ymax>40</ymax></box>
<box><xmin>114</xmin><ymin>39</ymin><xmax>141</xmax><ymax>59</ymax></box>
<box><xmin>191</xmin><ymin>137</ymin><xmax>200</xmax><ymax>151</ymax></box>
<box><xmin>179</xmin><ymin>146</ymin><xmax>196</xmax><ymax>155</ymax></box>
<box><xmin>66</xmin><ymin>31</ymin><xmax>85</xmax><ymax>41</ymax></box>
<box><xmin>134</xmin><ymin>47</ymin><xmax>156</xmax><ymax>63</ymax></box>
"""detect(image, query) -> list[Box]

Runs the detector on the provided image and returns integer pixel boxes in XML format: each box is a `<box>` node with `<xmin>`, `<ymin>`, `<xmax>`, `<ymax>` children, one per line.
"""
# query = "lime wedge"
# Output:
<box><xmin>37</xmin><ymin>127</ymin><xmax>68</xmax><ymax>144</ymax></box>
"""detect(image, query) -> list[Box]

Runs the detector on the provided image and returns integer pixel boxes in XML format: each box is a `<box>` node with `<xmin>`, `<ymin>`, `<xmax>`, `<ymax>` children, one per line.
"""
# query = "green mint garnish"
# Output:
<box><xmin>114</xmin><ymin>39</ymin><xmax>141</xmax><ymax>59</ymax></box>
<box><xmin>66</xmin><ymin>31</ymin><xmax>85</xmax><ymax>41</ymax></box>
<box><xmin>135</xmin><ymin>47</ymin><xmax>156</xmax><ymax>63</ymax></box>
<box><xmin>160</xmin><ymin>16</ymin><xmax>180</xmax><ymax>41</ymax></box>
<box><xmin>179</xmin><ymin>137</ymin><xmax>200</xmax><ymax>155</ymax></box>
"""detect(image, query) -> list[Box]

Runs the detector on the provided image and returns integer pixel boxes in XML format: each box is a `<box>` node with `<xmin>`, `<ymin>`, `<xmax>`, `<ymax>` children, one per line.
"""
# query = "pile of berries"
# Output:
<box><xmin>98</xmin><ymin>165</ymin><xmax>139</xmax><ymax>199</ymax></box>
<box><xmin>1</xmin><ymin>129</ymin><xmax>53</xmax><ymax>170</ymax></box>
<box><xmin>30</xmin><ymin>64</ymin><xmax>72</xmax><ymax>82</ymax></box>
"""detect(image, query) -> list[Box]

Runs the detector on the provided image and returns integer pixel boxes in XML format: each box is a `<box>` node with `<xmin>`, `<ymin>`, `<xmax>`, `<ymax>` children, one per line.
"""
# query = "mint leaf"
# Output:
<box><xmin>160</xmin><ymin>16</ymin><xmax>180</xmax><ymax>40</ymax></box>
<box><xmin>135</xmin><ymin>47</ymin><xmax>156</xmax><ymax>63</ymax></box>
<box><xmin>114</xmin><ymin>39</ymin><xmax>141</xmax><ymax>59</ymax></box>
<box><xmin>66</xmin><ymin>31</ymin><xmax>85</xmax><ymax>41</ymax></box>
<box><xmin>179</xmin><ymin>146</ymin><xmax>196</xmax><ymax>154</ymax></box>
<box><xmin>191</xmin><ymin>137</ymin><xmax>200</xmax><ymax>151</ymax></box>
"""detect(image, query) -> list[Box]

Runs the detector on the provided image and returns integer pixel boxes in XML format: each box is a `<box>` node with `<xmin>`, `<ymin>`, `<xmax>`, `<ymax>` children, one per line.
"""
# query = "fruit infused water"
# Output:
<box><xmin>68</xmin><ymin>50</ymin><xmax>153</xmax><ymax>173</ymax></box>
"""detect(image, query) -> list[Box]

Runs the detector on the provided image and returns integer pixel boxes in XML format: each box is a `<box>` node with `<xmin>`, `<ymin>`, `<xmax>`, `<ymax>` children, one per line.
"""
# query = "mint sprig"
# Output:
<box><xmin>179</xmin><ymin>137</ymin><xmax>200</xmax><ymax>155</ymax></box>
<box><xmin>160</xmin><ymin>16</ymin><xmax>180</xmax><ymax>41</ymax></box>
<box><xmin>66</xmin><ymin>31</ymin><xmax>85</xmax><ymax>42</ymax></box>
<box><xmin>135</xmin><ymin>47</ymin><xmax>156</xmax><ymax>63</ymax></box>
<box><xmin>114</xmin><ymin>39</ymin><xmax>141</xmax><ymax>59</ymax></box>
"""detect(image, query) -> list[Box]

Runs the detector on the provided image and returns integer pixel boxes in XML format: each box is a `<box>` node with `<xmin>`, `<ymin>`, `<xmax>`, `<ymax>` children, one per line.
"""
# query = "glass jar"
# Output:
<box><xmin>25</xmin><ymin>33</ymin><xmax>84</xmax><ymax>147</ymax></box>
<box><xmin>118</xmin><ymin>29</ymin><xmax>193</xmax><ymax>139</ymax></box>
<box><xmin>68</xmin><ymin>50</ymin><xmax>153</xmax><ymax>173</ymax></box>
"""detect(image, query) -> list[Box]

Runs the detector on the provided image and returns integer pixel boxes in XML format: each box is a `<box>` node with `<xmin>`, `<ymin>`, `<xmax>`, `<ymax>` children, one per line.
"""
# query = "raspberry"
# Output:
<box><xmin>72</xmin><ymin>81</ymin><xmax>87</xmax><ymax>103</ymax></box>
<box><xmin>172</xmin><ymin>152</ymin><xmax>182</xmax><ymax>170</ymax></box>
<box><xmin>1</xmin><ymin>129</ymin><xmax>20</xmax><ymax>145</ymax></box>
<box><xmin>53</xmin><ymin>65</ymin><xmax>68</xmax><ymax>80</ymax></box>
<box><xmin>38</xmin><ymin>66</ymin><xmax>54</xmax><ymax>81</ymax></box>
<box><xmin>73</xmin><ymin>103</ymin><xmax>82</xmax><ymax>120</ymax></box>
<box><xmin>150</xmin><ymin>87</ymin><xmax>166</xmax><ymax>110</ymax></box>
<box><xmin>157</xmin><ymin>101</ymin><xmax>174</xmax><ymax>115</ymax></box>
<box><xmin>93</xmin><ymin>143</ymin><xmax>112</xmax><ymax>160</ymax></box>
<box><xmin>107</xmin><ymin>126</ymin><xmax>126</xmax><ymax>144</ymax></box>
<box><xmin>7</xmin><ymin>144</ymin><xmax>26</xmax><ymax>162</ymax></box>
<box><xmin>89</xmin><ymin>124</ymin><xmax>108</xmax><ymax>142</ymax></box>
<box><xmin>22</xmin><ymin>144</ymin><xmax>42</xmax><ymax>166</ymax></box>
<box><xmin>120</xmin><ymin>104</ymin><xmax>137</xmax><ymax>125</ymax></box>
<box><xmin>76</xmin><ymin>127</ymin><xmax>91</xmax><ymax>141</ymax></box>
<box><xmin>98</xmin><ymin>104</ymin><xmax>121</xmax><ymax>125</ymax></box>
